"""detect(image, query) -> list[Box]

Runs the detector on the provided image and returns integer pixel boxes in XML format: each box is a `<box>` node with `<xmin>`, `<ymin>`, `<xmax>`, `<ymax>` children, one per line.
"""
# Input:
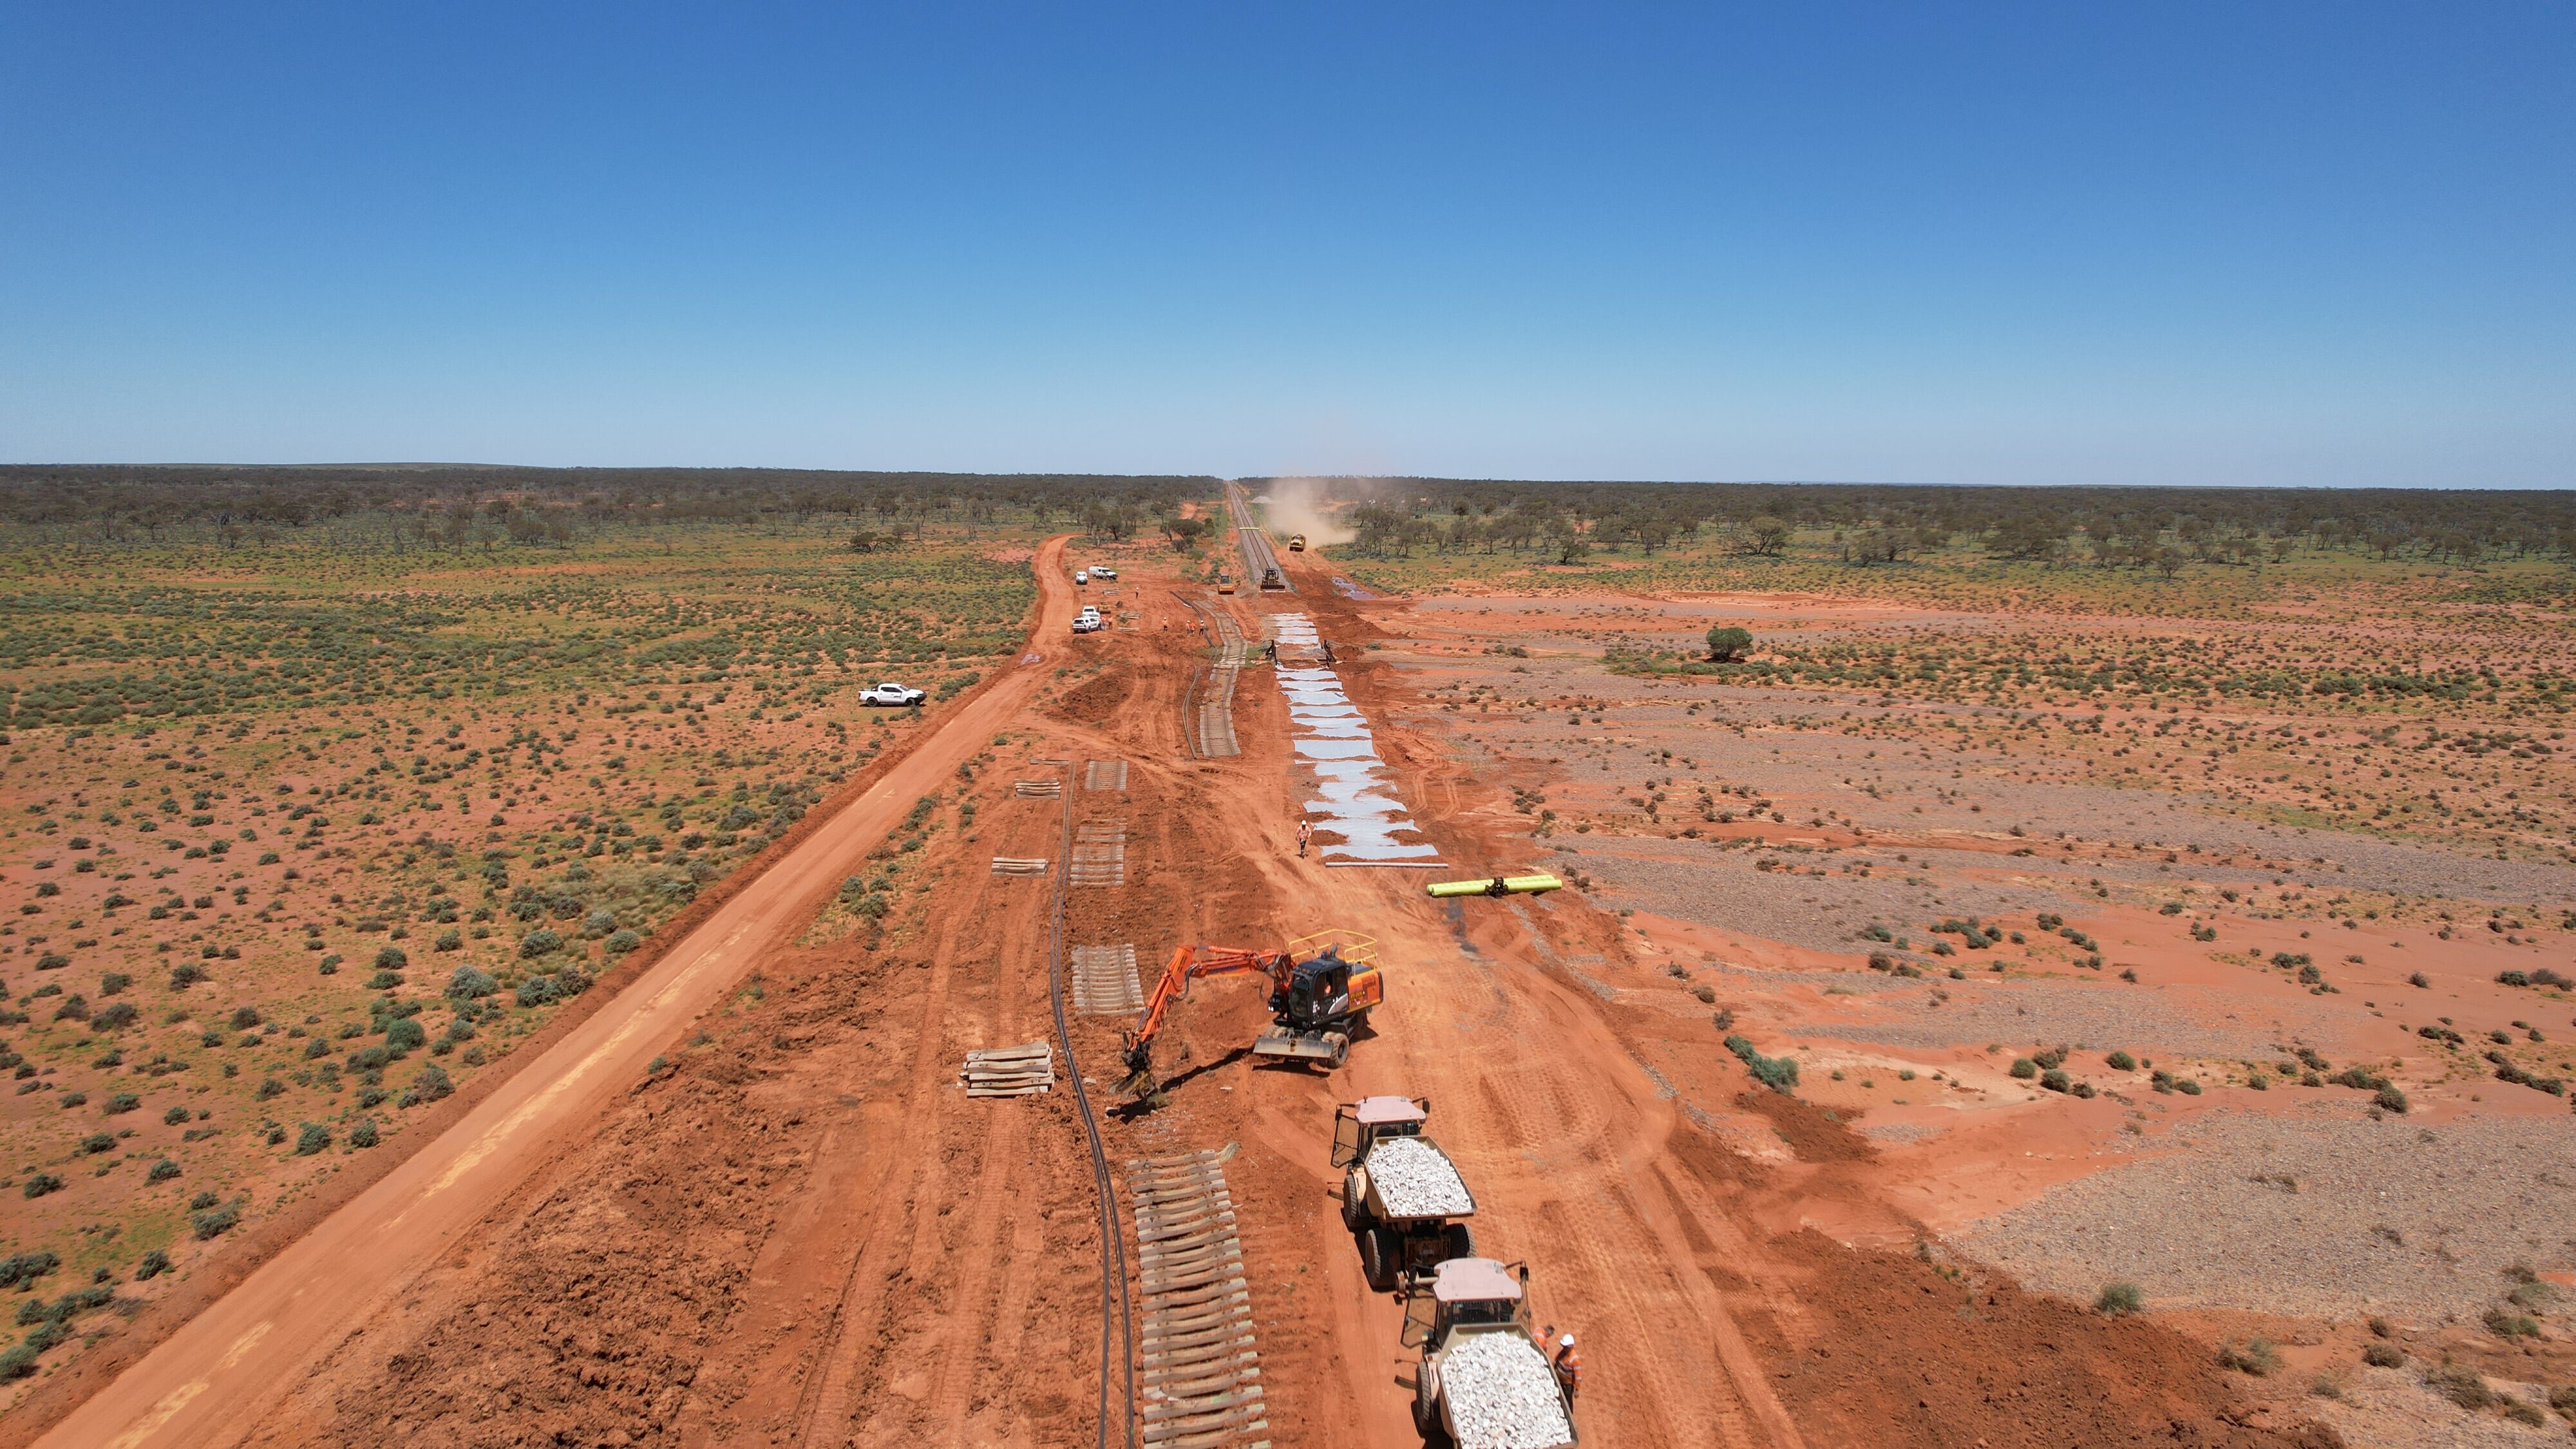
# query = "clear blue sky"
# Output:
<box><xmin>3</xmin><ymin>3</ymin><xmax>2570</xmax><ymax>487</ymax></box>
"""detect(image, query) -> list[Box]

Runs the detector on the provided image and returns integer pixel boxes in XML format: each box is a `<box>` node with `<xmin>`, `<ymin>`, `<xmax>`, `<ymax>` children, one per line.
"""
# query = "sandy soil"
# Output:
<box><xmin>28</xmin><ymin>537</ymin><xmax>2550</xmax><ymax>1449</ymax></box>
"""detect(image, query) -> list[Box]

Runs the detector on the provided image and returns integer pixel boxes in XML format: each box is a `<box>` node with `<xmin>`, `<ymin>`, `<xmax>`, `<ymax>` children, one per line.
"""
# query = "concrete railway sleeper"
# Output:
<box><xmin>1126</xmin><ymin>1147</ymin><xmax>1266</xmax><ymax>1448</ymax></box>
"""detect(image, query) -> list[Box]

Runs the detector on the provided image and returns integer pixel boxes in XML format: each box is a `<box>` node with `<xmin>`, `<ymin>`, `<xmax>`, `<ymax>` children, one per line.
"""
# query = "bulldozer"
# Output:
<box><xmin>1120</xmin><ymin>935</ymin><xmax>1383</xmax><ymax>1099</ymax></box>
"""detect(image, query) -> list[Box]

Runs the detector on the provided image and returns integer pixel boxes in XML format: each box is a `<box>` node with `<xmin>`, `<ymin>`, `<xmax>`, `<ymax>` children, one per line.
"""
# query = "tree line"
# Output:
<box><xmin>1246</xmin><ymin>477</ymin><xmax>2576</xmax><ymax>568</ymax></box>
<box><xmin>0</xmin><ymin>466</ymin><xmax>1218</xmax><ymax>553</ymax></box>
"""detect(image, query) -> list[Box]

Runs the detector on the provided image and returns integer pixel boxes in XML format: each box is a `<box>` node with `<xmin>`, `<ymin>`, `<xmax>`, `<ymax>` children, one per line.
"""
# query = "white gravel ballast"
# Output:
<box><xmin>1438</xmin><ymin>1331</ymin><xmax>1575</xmax><ymax>1449</ymax></box>
<box><xmin>1366</xmin><ymin>1135</ymin><xmax>1474</xmax><ymax>1218</ymax></box>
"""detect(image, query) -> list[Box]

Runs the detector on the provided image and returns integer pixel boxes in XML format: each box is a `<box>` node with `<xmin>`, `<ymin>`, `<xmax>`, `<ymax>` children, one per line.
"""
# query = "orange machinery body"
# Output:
<box><xmin>1121</xmin><ymin>940</ymin><xmax>1383</xmax><ymax>1092</ymax></box>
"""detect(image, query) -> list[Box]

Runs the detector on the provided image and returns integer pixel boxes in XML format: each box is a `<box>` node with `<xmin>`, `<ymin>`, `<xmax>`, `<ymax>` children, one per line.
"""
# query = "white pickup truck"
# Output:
<box><xmin>1090</xmin><ymin>565</ymin><xmax>1118</xmax><ymax>580</ymax></box>
<box><xmin>858</xmin><ymin>681</ymin><xmax>927</xmax><ymax>706</ymax></box>
<box><xmin>1072</xmin><ymin>607</ymin><xmax>1104</xmax><ymax>634</ymax></box>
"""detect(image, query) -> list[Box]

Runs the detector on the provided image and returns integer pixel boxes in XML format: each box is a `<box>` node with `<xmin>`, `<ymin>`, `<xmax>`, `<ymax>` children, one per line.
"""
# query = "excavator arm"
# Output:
<box><xmin>1121</xmin><ymin>944</ymin><xmax>1291</xmax><ymax>1095</ymax></box>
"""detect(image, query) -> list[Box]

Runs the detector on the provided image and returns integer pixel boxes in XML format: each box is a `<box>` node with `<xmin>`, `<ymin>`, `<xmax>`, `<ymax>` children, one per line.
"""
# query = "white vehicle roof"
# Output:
<box><xmin>1352</xmin><ymin>1095</ymin><xmax>1428</xmax><ymax>1126</ymax></box>
<box><xmin>1432</xmin><ymin>1257</ymin><xmax>1523</xmax><ymax>1305</ymax></box>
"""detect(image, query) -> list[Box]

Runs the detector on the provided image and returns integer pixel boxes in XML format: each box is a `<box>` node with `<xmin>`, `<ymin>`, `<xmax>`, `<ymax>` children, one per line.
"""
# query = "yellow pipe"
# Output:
<box><xmin>1425</xmin><ymin>873</ymin><xmax>1564</xmax><ymax>898</ymax></box>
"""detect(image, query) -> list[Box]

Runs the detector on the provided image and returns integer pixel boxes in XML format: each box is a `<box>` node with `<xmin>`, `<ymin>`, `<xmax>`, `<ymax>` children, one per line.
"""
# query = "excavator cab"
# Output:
<box><xmin>1249</xmin><ymin>945</ymin><xmax>1379</xmax><ymax>1068</ymax></box>
<box><xmin>1276</xmin><ymin>945</ymin><xmax>1380</xmax><ymax>1021</ymax></box>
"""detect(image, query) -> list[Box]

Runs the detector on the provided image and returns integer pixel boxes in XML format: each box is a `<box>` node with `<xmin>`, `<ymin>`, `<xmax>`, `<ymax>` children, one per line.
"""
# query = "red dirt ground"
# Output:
<box><xmin>17</xmin><ymin>539</ymin><xmax>2346</xmax><ymax>1449</ymax></box>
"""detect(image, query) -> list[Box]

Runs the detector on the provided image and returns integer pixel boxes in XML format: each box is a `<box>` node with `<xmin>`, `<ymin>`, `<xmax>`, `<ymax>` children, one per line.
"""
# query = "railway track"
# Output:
<box><xmin>1224</xmin><ymin>482</ymin><xmax>1294</xmax><ymax>594</ymax></box>
<box><xmin>1175</xmin><ymin>592</ymin><xmax>1244</xmax><ymax>757</ymax></box>
<box><xmin>1048</xmin><ymin>759</ymin><xmax>1138</xmax><ymax>1449</ymax></box>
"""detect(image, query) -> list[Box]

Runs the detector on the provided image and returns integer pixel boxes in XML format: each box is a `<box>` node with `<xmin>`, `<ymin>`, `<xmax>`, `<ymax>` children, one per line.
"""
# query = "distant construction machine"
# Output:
<box><xmin>1424</xmin><ymin>872</ymin><xmax>1563</xmax><ymax>900</ymax></box>
<box><xmin>1259</xmin><ymin>565</ymin><xmax>1286</xmax><ymax>591</ymax></box>
<box><xmin>1120</xmin><ymin>937</ymin><xmax>1383</xmax><ymax>1097</ymax></box>
<box><xmin>1287</xmin><ymin>533</ymin><xmax>1307</xmax><ymax>551</ymax></box>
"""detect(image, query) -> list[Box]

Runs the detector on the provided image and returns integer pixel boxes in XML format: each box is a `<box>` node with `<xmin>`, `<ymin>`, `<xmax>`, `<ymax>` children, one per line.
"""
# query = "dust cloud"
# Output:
<box><xmin>1246</xmin><ymin>477</ymin><xmax>1355</xmax><ymax>545</ymax></box>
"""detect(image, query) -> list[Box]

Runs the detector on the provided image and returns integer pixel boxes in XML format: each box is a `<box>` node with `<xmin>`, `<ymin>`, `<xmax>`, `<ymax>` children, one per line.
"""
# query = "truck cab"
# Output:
<box><xmin>1331</xmin><ymin>1094</ymin><xmax>1427</xmax><ymax>1170</ymax></box>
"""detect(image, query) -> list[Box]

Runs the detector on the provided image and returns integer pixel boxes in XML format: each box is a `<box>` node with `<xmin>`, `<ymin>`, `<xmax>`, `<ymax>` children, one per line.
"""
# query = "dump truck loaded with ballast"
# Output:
<box><xmin>1333</xmin><ymin>1096</ymin><xmax>1478</xmax><ymax>1290</ymax></box>
<box><xmin>1403</xmin><ymin>1258</ymin><xmax>1578</xmax><ymax>1448</ymax></box>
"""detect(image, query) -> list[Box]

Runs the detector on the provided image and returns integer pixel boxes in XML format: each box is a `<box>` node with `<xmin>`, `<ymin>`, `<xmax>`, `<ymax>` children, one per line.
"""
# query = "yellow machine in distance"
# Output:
<box><xmin>1424</xmin><ymin>873</ymin><xmax>1564</xmax><ymax>899</ymax></box>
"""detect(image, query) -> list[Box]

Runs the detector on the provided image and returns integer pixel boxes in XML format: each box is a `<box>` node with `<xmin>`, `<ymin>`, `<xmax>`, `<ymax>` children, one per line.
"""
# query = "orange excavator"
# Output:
<box><xmin>1119</xmin><ymin>938</ymin><xmax>1384</xmax><ymax>1097</ymax></box>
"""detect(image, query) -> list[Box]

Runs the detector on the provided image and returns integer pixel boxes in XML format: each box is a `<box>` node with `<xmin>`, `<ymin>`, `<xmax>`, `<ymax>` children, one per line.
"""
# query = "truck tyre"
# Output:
<box><xmin>1325</xmin><ymin>1032</ymin><xmax>1350</xmax><ymax>1068</ymax></box>
<box><xmin>1341</xmin><ymin>1172</ymin><xmax>1371</xmax><ymax>1234</ymax></box>
<box><xmin>1413</xmin><ymin>1370</ymin><xmax>1448</xmax><ymax>1444</ymax></box>
<box><xmin>1439</xmin><ymin>1221</ymin><xmax>1475</xmax><ymax>1262</ymax></box>
<box><xmin>1361</xmin><ymin>1226</ymin><xmax>1398</xmax><ymax>1291</ymax></box>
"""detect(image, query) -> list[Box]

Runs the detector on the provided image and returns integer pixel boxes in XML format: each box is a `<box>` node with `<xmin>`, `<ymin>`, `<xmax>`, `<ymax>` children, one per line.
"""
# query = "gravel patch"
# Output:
<box><xmin>1784</xmin><ymin>978</ymin><xmax>2344</xmax><ymax>1060</ymax></box>
<box><xmin>1437</xmin><ymin>1330</ymin><xmax>1576</xmax><ymax>1449</ymax></box>
<box><xmin>1951</xmin><ymin>1109</ymin><xmax>2576</xmax><ymax>1321</ymax></box>
<box><xmin>1367</xmin><ymin>1135</ymin><xmax>1474</xmax><ymax>1219</ymax></box>
<box><xmin>2307</xmin><ymin>1366</ymin><xmax>2575</xmax><ymax>1449</ymax></box>
<box><xmin>1861</xmin><ymin>1121</ymin><xmax>1945</xmax><ymax>1144</ymax></box>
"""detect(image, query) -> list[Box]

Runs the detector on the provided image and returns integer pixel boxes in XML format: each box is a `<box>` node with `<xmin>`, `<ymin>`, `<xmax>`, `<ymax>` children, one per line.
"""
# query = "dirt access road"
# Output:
<box><xmin>30</xmin><ymin>532</ymin><xmax>2341</xmax><ymax>1449</ymax></box>
<box><xmin>27</xmin><ymin>538</ymin><xmax>1086</xmax><ymax>1449</ymax></box>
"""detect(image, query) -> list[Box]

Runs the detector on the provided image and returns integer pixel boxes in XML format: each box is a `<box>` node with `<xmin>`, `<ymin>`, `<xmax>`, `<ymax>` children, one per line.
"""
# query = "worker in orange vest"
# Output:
<box><xmin>1551</xmin><ymin>1332</ymin><xmax>1582</xmax><ymax>1402</ymax></box>
<box><xmin>1295</xmin><ymin>819</ymin><xmax>1311</xmax><ymax>858</ymax></box>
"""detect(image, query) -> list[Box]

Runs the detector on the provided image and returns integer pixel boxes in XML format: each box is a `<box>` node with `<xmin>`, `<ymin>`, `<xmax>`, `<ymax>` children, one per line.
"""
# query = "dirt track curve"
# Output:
<box><xmin>25</xmin><ymin>531</ymin><xmax>2341</xmax><ymax>1449</ymax></box>
<box><xmin>29</xmin><ymin>538</ymin><xmax>1085</xmax><ymax>1449</ymax></box>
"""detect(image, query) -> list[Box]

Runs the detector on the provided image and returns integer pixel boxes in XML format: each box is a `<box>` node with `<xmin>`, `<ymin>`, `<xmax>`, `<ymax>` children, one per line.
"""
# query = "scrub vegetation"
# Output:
<box><xmin>0</xmin><ymin>464</ymin><xmax>1175</xmax><ymax>1392</ymax></box>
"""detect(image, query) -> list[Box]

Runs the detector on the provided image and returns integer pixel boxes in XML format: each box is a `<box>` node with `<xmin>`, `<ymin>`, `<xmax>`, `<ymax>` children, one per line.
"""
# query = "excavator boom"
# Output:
<box><xmin>1120</xmin><ymin>945</ymin><xmax>1293</xmax><ymax>1094</ymax></box>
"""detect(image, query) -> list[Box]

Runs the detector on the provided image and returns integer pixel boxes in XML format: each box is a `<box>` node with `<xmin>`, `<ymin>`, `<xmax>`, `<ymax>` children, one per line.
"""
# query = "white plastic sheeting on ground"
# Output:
<box><xmin>1269</xmin><ymin>613</ymin><xmax>1441</xmax><ymax>866</ymax></box>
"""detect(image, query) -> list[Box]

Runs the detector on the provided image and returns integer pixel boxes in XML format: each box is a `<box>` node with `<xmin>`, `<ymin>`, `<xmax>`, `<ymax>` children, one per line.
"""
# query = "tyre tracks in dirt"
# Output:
<box><xmin>39</xmin><ymin>531</ymin><xmax>2349</xmax><ymax>1449</ymax></box>
<box><xmin>28</xmin><ymin>538</ymin><xmax>1090</xmax><ymax>1449</ymax></box>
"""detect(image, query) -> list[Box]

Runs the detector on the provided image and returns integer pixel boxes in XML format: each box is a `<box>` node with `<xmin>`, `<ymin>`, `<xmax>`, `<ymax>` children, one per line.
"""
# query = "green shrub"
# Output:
<box><xmin>2009</xmin><ymin>1057</ymin><xmax>2038</xmax><ymax>1079</ymax></box>
<box><xmin>2095</xmin><ymin>1282</ymin><xmax>2143</xmax><ymax>1316</ymax></box>
<box><xmin>134</xmin><ymin>1249</ymin><xmax>171</xmax><ymax>1281</ymax></box>
<box><xmin>0</xmin><ymin>1253</ymin><xmax>60</xmax><ymax>1289</ymax></box>
<box><xmin>383</xmin><ymin>1018</ymin><xmax>427</xmax><ymax>1051</ymax></box>
<box><xmin>191</xmin><ymin>1202</ymin><xmax>240</xmax><ymax>1239</ymax></box>
<box><xmin>605</xmin><ymin>929</ymin><xmax>642</xmax><ymax>955</ymax></box>
<box><xmin>2361</xmin><ymin>1343</ymin><xmax>2405</xmax><ymax>1368</ymax></box>
<box><xmin>21</xmin><ymin>1175</ymin><xmax>63</xmax><ymax>1199</ymax></box>
<box><xmin>2105</xmin><ymin>1050</ymin><xmax>2136</xmax><ymax>1070</ymax></box>
<box><xmin>517</xmin><ymin>929</ymin><xmax>564</xmax><ymax>959</ymax></box>
<box><xmin>2483</xmin><ymin>1306</ymin><xmax>2540</xmax><ymax>1338</ymax></box>
<box><xmin>294</xmin><ymin>1122</ymin><xmax>330</xmax><ymax>1156</ymax></box>
<box><xmin>1723</xmin><ymin>1035</ymin><xmax>1799</xmax><ymax>1092</ymax></box>
<box><xmin>2217</xmin><ymin>1338</ymin><xmax>2282</xmax><ymax>1376</ymax></box>
<box><xmin>2423</xmin><ymin>1363</ymin><xmax>2493</xmax><ymax>1410</ymax></box>
<box><xmin>374</xmin><ymin>947</ymin><xmax>407</xmax><ymax>971</ymax></box>
<box><xmin>2374</xmin><ymin>1083</ymin><xmax>2409</xmax><ymax>1113</ymax></box>
<box><xmin>446</xmin><ymin>965</ymin><xmax>498</xmax><ymax>998</ymax></box>
<box><xmin>348</xmin><ymin>1118</ymin><xmax>379</xmax><ymax>1148</ymax></box>
<box><xmin>399</xmin><ymin>1063</ymin><xmax>453</xmax><ymax>1107</ymax></box>
<box><xmin>147</xmin><ymin>1158</ymin><xmax>180</xmax><ymax>1182</ymax></box>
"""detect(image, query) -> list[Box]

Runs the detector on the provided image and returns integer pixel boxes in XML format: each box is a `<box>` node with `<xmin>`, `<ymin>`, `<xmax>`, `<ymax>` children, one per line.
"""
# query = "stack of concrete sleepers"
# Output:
<box><xmin>1129</xmin><ymin>1146</ymin><xmax>1266</xmax><ymax>1448</ymax></box>
<box><xmin>960</xmin><ymin>1041</ymin><xmax>1054</xmax><ymax>1097</ymax></box>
